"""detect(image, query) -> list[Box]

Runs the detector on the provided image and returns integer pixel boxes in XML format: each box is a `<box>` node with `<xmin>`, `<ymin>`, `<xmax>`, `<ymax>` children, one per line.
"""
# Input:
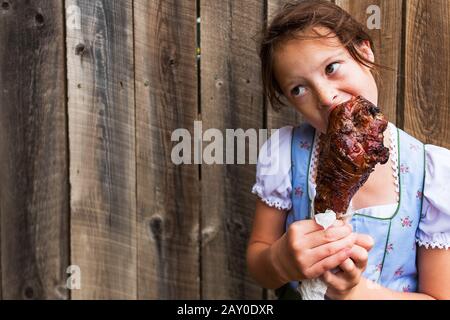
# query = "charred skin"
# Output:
<box><xmin>314</xmin><ymin>96</ymin><xmax>389</xmax><ymax>217</ymax></box>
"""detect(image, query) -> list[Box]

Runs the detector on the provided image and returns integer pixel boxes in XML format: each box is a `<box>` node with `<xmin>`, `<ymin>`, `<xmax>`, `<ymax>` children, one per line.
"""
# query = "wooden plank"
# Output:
<box><xmin>267</xmin><ymin>0</ymin><xmax>304</xmax><ymax>131</ymax></box>
<box><xmin>65</xmin><ymin>0</ymin><xmax>136</xmax><ymax>299</ymax></box>
<box><xmin>200</xmin><ymin>0</ymin><xmax>264</xmax><ymax>299</ymax></box>
<box><xmin>134</xmin><ymin>0</ymin><xmax>200</xmax><ymax>299</ymax></box>
<box><xmin>336</xmin><ymin>0</ymin><xmax>403</xmax><ymax>126</ymax></box>
<box><xmin>403</xmin><ymin>0</ymin><xmax>450</xmax><ymax>148</ymax></box>
<box><xmin>0</xmin><ymin>0</ymin><xmax>69</xmax><ymax>299</ymax></box>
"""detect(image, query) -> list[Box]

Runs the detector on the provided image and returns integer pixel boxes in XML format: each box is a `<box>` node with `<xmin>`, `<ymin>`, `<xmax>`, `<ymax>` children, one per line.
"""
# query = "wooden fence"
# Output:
<box><xmin>0</xmin><ymin>0</ymin><xmax>448</xmax><ymax>299</ymax></box>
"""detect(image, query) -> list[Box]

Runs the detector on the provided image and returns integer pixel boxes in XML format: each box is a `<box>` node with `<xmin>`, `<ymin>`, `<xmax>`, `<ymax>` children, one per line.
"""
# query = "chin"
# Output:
<box><xmin>309</xmin><ymin>119</ymin><xmax>327</xmax><ymax>134</ymax></box>
<box><xmin>317</xmin><ymin>123</ymin><xmax>327</xmax><ymax>134</ymax></box>
<box><xmin>320</xmin><ymin>120</ymin><xmax>328</xmax><ymax>134</ymax></box>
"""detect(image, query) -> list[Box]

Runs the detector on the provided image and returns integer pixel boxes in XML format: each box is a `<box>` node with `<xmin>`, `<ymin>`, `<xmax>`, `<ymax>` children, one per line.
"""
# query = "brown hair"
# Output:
<box><xmin>259</xmin><ymin>0</ymin><xmax>386</xmax><ymax>111</ymax></box>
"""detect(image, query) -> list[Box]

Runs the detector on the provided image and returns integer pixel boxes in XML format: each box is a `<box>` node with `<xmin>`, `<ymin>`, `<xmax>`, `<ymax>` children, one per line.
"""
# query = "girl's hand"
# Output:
<box><xmin>321</xmin><ymin>234</ymin><xmax>374</xmax><ymax>300</ymax></box>
<box><xmin>270</xmin><ymin>219</ymin><xmax>357</xmax><ymax>284</ymax></box>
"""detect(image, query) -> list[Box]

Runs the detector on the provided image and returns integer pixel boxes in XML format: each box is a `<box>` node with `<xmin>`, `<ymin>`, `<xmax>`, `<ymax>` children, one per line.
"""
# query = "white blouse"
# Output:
<box><xmin>252</xmin><ymin>122</ymin><xmax>450</xmax><ymax>249</ymax></box>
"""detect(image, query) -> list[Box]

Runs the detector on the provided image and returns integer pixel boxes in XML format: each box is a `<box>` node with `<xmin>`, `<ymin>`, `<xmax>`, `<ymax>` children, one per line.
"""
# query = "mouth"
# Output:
<box><xmin>327</xmin><ymin>96</ymin><xmax>361</xmax><ymax>118</ymax></box>
<box><xmin>327</xmin><ymin>104</ymin><xmax>339</xmax><ymax>118</ymax></box>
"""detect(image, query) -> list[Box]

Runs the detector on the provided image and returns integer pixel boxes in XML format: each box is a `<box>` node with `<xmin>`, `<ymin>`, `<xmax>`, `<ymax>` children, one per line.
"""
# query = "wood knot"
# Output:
<box><xmin>75</xmin><ymin>43</ymin><xmax>86</xmax><ymax>56</ymax></box>
<box><xmin>215</xmin><ymin>79</ymin><xmax>223</xmax><ymax>88</ymax></box>
<box><xmin>24</xmin><ymin>286</ymin><xmax>34</xmax><ymax>299</ymax></box>
<box><xmin>35</xmin><ymin>13</ymin><xmax>44</xmax><ymax>26</ymax></box>
<box><xmin>226</xmin><ymin>219</ymin><xmax>246</xmax><ymax>237</ymax></box>
<box><xmin>1</xmin><ymin>1</ymin><xmax>10</xmax><ymax>10</ymax></box>
<box><xmin>148</xmin><ymin>215</ymin><xmax>164</xmax><ymax>242</ymax></box>
<box><xmin>201</xmin><ymin>226</ymin><xmax>218</xmax><ymax>247</ymax></box>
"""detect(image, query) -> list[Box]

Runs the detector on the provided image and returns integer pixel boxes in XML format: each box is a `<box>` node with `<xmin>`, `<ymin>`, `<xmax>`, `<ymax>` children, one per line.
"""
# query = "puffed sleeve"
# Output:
<box><xmin>416</xmin><ymin>144</ymin><xmax>450</xmax><ymax>249</ymax></box>
<box><xmin>251</xmin><ymin>126</ymin><xmax>293</xmax><ymax>211</ymax></box>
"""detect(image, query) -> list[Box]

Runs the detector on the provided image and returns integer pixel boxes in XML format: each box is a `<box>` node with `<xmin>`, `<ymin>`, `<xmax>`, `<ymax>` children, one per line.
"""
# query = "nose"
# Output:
<box><xmin>316</xmin><ymin>87</ymin><xmax>341</xmax><ymax>110</ymax></box>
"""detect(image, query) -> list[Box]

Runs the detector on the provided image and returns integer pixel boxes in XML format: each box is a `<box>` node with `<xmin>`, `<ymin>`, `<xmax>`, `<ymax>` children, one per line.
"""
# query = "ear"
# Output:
<box><xmin>358</xmin><ymin>40</ymin><xmax>375</xmax><ymax>63</ymax></box>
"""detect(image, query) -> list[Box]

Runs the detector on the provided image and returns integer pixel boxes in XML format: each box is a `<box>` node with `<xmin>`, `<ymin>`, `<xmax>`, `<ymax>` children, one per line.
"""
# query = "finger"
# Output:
<box><xmin>304</xmin><ymin>248</ymin><xmax>351</xmax><ymax>279</ymax></box>
<box><xmin>303</xmin><ymin>224</ymin><xmax>353</xmax><ymax>249</ymax></box>
<box><xmin>355</xmin><ymin>233</ymin><xmax>374</xmax><ymax>251</ymax></box>
<box><xmin>349</xmin><ymin>244</ymin><xmax>369</xmax><ymax>269</ymax></box>
<box><xmin>322</xmin><ymin>258</ymin><xmax>360</xmax><ymax>291</ymax></box>
<box><xmin>308</xmin><ymin>232</ymin><xmax>357</xmax><ymax>262</ymax></box>
<box><xmin>297</xmin><ymin>218</ymin><xmax>347</xmax><ymax>237</ymax></box>
<box><xmin>329</xmin><ymin>258</ymin><xmax>359</xmax><ymax>280</ymax></box>
<box><xmin>331</xmin><ymin>219</ymin><xmax>346</xmax><ymax>228</ymax></box>
<box><xmin>321</xmin><ymin>270</ymin><xmax>340</xmax><ymax>287</ymax></box>
<box><xmin>321</xmin><ymin>269</ymin><xmax>353</xmax><ymax>292</ymax></box>
<box><xmin>289</xmin><ymin>219</ymin><xmax>326</xmax><ymax>236</ymax></box>
<box><xmin>339</xmin><ymin>258</ymin><xmax>356</xmax><ymax>275</ymax></box>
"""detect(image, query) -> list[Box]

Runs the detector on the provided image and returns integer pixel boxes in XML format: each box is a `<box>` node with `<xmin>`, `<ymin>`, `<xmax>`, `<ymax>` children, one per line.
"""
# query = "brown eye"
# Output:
<box><xmin>291</xmin><ymin>85</ymin><xmax>307</xmax><ymax>97</ymax></box>
<box><xmin>325</xmin><ymin>62</ymin><xmax>340</xmax><ymax>75</ymax></box>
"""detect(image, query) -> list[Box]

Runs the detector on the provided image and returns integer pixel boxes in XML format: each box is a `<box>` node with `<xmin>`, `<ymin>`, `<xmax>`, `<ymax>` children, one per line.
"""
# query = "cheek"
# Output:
<box><xmin>293</xmin><ymin>104</ymin><xmax>328</xmax><ymax>132</ymax></box>
<box><xmin>292</xmin><ymin>97</ymin><xmax>317</xmax><ymax>117</ymax></box>
<box><xmin>342</xmin><ymin>67</ymin><xmax>377</xmax><ymax>104</ymax></box>
<box><xmin>355</xmin><ymin>75</ymin><xmax>377</xmax><ymax>104</ymax></box>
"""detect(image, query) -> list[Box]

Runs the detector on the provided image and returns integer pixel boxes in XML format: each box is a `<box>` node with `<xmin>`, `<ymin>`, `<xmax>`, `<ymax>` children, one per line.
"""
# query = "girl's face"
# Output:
<box><xmin>273</xmin><ymin>27</ymin><xmax>377</xmax><ymax>133</ymax></box>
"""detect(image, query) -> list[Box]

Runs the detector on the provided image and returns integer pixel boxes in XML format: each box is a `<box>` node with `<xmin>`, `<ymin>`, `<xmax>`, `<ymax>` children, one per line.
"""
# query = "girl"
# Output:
<box><xmin>247</xmin><ymin>0</ymin><xmax>450</xmax><ymax>300</ymax></box>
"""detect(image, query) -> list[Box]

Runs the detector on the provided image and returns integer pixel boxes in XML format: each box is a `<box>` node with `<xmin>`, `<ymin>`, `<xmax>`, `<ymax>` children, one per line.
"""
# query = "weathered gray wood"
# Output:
<box><xmin>0</xmin><ymin>0</ymin><xmax>69</xmax><ymax>299</ymax></box>
<box><xmin>134</xmin><ymin>0</ymin><xmax>200</xmax><ymax>299</ymax></box>
<box><xmin>65</xmin><ymin>0</ymin><xmax>136</xmax><ymax>299</ymax></box>
<box><xmin>403</xmin><ymin>0</ymin><xmax>450</xmax><ymax>148</ymax></box>
<box><xmin>201</xmin><ymin>0</ymin><xmax>265</xmax><ymax>299</ymax></box>
<box><xmin>336</xmin><ymin>0</ymin><xmax>402</xmax><ymax>125</ymax></box>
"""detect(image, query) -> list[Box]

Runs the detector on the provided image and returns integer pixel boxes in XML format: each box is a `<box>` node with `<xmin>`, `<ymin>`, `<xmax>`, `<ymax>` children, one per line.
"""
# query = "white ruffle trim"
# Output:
<box><xmin>309</xmin><ymin>129</ymin><xmax>321</xmax><ymax>199</ymax></box>
<box><xmin>416</xmin><ymin>239</ymin><xmax>450</xmax><ymax>250</ymax></box>
<box><xmin>251</xmin><ymin>184</ymin><xmax>291</xmax><ymax>211</ymax></box>
<box><xmin>388</xmin><ymin>123</ymin><xmax>400</xmax><ymax>201</ymax></box>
